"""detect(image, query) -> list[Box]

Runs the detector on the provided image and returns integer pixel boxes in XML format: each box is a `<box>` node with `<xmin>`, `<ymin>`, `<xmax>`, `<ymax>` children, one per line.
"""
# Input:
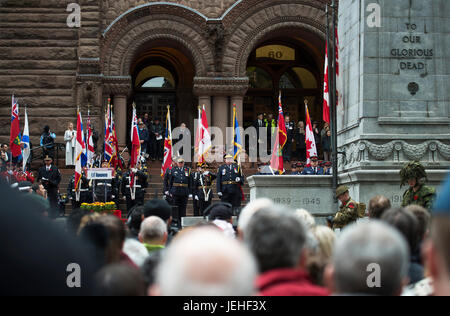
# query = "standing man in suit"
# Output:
<box><xmin>253</xmin><ymin>113</ymin><xmax>265</xmax><ymax>160</ymax></box>
<box><xmin>37</xmin><ymin>155</ymin><xmax>61</xmax><ymax>218</ymax></box>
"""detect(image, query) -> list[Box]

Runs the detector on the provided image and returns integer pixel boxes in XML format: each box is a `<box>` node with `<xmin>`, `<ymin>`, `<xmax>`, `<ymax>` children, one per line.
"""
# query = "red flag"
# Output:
<box><xmin>198</xmin><ymin>105</ymin><xmax>211</xmax><ymax>164</ymax></box>
<box><xmin>161</xmin><ymin>107</ymin><xmax>173</xmax><ymax>177</ymax></box>
<box><xmin>10</xmin><ymin>95</ymin><xmax>21</xmax><ymax>157</ymax></box>
<box><xmin>74</xmin><ymin>111</ymin><xmax>86</xmax><ymax>192</ymax></box>
<box><xmin>195</xmin><ymin>106</ymin><xmax>201</xmax><ymax>163</ymax></box>
<box><xmin>130</xmin><ymin>105</ymin><xmax>140</xmax><ymax>169</ymax></box>
<box><xmin>323</xmin><ymin>46</ymin><xmax>330</xmax><ymax>124</ymax></box>
<box><xmin>270</xmin><ymin>93</ymin><xmax>287</xmax><ymax>174</ymax></box>
<box><xmin>305</xmin><ymin>102</ymin><xmax>318</xmax><ymax>165</ymax></box>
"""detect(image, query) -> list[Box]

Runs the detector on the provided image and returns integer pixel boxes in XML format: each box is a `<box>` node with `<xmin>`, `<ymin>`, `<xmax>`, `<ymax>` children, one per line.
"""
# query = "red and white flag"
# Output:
<box><xmin>74</xmin><ymin>110</ymin><xmax>86</xmax><ymax>200</ymax></box>
<box><xmin>335</xmin><ymin>27</ymin><xmax>343</xmax><ymax>110</ymax></box>
<box><xmin>323</xmin><ymin>45</ymin><xmax>330</xmax><ymax>124</ymax></box>
<box><xmin>270</xmin><ymin>93</ymin><xmax>287</xmax><ymax>174</ymax></box>
<box><xmin>10</xmin><ymin>95</ymin><xmax>21</xmax><ymax>157</ymax></box>
<box><xmin>86</xmin><ymin>111</ymin><xmax>95</xmax><ymax>167</ymax></box>
<box><xmin>195</xmin><ymin>106</ymin><xmax>201</xmax><ymax>162</ymax></box>
<box><xmin>161</xmin><ymin>106</ymin><xmax>173</xmax><ymax>177</ymax></box>
<box><xmin>198</xmin><ymin>105</ymin><xmax>211</xmax><ymax>164</ymax></box>
<box><xmin>305</xmin><ymin>102</ymin><xmax>318</xmax><ymax>165</ymax></box>
<box><xmin>104</xmin><ymin>100</ymin><xmax>114</xmax><ymax>164</ymax></box>
<box><xmin>130</xmin><ymin>104</ymin><xmax>141</xmax><ymax>169</ymax></box>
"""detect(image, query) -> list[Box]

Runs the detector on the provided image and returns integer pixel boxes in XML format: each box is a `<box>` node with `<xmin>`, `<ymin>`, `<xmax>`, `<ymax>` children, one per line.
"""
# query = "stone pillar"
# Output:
<box><xmin>213</xmin><ymin>96</ymin><xmax>229</xmax><ymax>151</ymax></box>
<box><xmin>114</xmin><ymin>95</ymin><xmax>127</xmax><ymax>147</ymax></box>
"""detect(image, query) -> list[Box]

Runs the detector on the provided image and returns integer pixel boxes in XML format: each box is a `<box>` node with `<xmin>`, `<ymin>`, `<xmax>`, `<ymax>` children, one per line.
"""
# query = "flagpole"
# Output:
<box><xmin>330</xmin><ymin>0</ymin><xmax>338</xmax><ymax>202</ymax></box>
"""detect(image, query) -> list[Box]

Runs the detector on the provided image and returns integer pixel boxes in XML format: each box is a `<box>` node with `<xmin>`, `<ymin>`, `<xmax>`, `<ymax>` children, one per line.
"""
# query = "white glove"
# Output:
<box><xmin>236</xmin><ymin>177</ymin><xmax>241</xmax><ymax>182</ymax></box>
<box><xmin>195</xmin><ymin>195</ymin><xmax>199</xmax><ymax>201</ymax></box>
<box><xmin>164</xmin><ymin>191</ymin><xmax>169</xmax><ymax>196</ymax></box>
<box><xmin>218</xmin><ymin>192</ymin><xmax>223</xmax><ymax>197</ymax></box>
<box><xmin>189</xmin><ymin>194</ymin><xmax>193</xmax><ymax>199</ymax></box>
<box><xmin>131</xmin><ymin>168</ymin><xmax>137</xmax><ymax>173</ymax></box>
<box><xmin>203</xmin><ymin>171</ymin><xmax>210</xmax><ymax>176</ymax></box>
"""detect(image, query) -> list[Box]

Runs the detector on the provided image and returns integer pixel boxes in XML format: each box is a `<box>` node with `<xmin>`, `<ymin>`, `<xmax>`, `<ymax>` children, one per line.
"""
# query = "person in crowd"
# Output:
<box><xmin>368</xmin><ymin>195</ymin><xmax>391</xmax><ymax>219</ymax></box>
<box><xmin>138</xmin><ymin>119</ymin><xmax>149</xmax><ymax>157</ymax></box>
<box><xmin>217</xmin><ymin>154</ymin><xmax>245</xmax><ymax>214</ymax></box>
<box><xmin>320</xmin><ymin>122</ymin><xmax>330</xmax><ymax>140</ymax></box>
<box><xmin>206</xmin><ymin>202</ymin><xmax>235</xmax><ymax>239</ymax></box>
<box><xmin>290</xmin><ymin>162</ymin><xmax>299</xmax><ymax>175</ymax></box>
<box><xmin>331</xmin><ymin>185</ymin><xmax>365</xmax><ymax>230</ymax></box>
<box><xmin>283</xmin><ymin>115</ymin><xmax>295</xmax><ymax>162</ymax></box>
<box><xmin>405</xmin><ymin>205</ymin><xmax>430</xmax><ymax>243</ymax></box>
<box><xmin>40</xmin><ymin>125</ymin><xmax>56</xmax><ymax>159</ymax></box>
<box><xmin>322</xmin><ymin>130</ymin><xmax>331</xmax><ymax>162</ymax></box>
<box><xmin>94</xmin><ymin>264</ymin><xmax>146</xmax><ymax>296</ymax></box>
<box><xmin>0</xmin><ymin>143</ymin><xmax>11</xmax><ymax>169</ymax></box>
<box><xmin>307</xmin><ymin>226</ymin><xmax>335</xmax><ymax>286</ymax></box>
<box><xmin>37</xmin><ymin>155</ymin><xmax>61</xmax><ymax>218</ymax></box>
<box><xmin>139</xmin><ymin>216</ymin><xmax>168</xmax><ymax>255</ymax></box>
<box><xmin>121</xmin><ymin>162</ymin><xmax>148</xmax><ymax>216</ymax></box>
<box><xmin>151</xmin><ymin>118</ymin><xmax>164</xmax><ymax>161</ymax></box>
<box><xmin>192</xmin><ymin>163</ymin><xmax>217</xmax><ymax>216</ymax></box>
<box><xmin>244</xmin><ymin>206</ymin><xmax>329</xmax><ymax>296</ymax></box>
<box><xmin>167</xmin><ymin>157</ymin><xmax>192</xmax><ymax>220</ymax></box>
<box><xmin>143</xmin><ymin>113</ymin><xmax>155</xmax><ymax>161</ymax></box>
<box><xmin>126</xmin><ymin>205</ymin><xmax>144</xmax><ymax>240</ymax></box>
<box><xmin>324</xmin><ymin>221</ymin><xmax>410</xmax><ymax>296</ymax></box>
<box><xmin>237</xmin><ymin>198</ymin><xmax>274</xmax><ymax>240</ymax></box>
<box><xmin>312</xmin><ymin>121</ymin><xmax>321</xmax><ymax>152</ymax></box>
<box><xmin>323</xmin><ymin>161</ymin><xmax>332</xmax><ymax>175</ymax></box>
<box><xmin>253</xmin><ymin>113</ymin><xmax>265</xmax><ymax>158</ymax></box>
<box><xmin>67</xmin><ymin>167</ymin><xmax>92</xmax><ymax>210</ymax></box>
<box><xmin>301</xmin><ymin>155</ymin><xmax>323</xmax><ymax>175</ymax></box>
<box><xmin>294</xmin><ymin>208</ymin><xmax>316</xmax><ymax>229</ymax></box>
<box><xmin>423</xmin><ymin>174</ymin><xmax>450</xmax><ymax>296</ymax></box>
<box><xmin>64</xmin><ymin>122</ymin><xmax>76</xmax><ymax>166</ymax></box>
<box><xmin>381</xmin><ymin>207</ymin><xmax>424</xmax><ymax>285</ymax></box>
<box><xmin>151</xmin><ymin>227</ymin><xmax>257</xmax><ymax>296</ymax></box>
<box><xmin>400</xmin><ymin>161</ymin><xmax>436</xmax><ymax>210</ymax></box>
<box><xmin>295</xmin><ymin>121</ymin><xmax>306</xmax><ymax>161</ymax></box>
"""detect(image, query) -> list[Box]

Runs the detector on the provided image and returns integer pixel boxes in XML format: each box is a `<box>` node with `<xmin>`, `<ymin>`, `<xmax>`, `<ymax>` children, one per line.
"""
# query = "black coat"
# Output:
<box><xmin>37</xmin><ymin>164</ymin><xmax>61</xmax><ymax>191</ymax></box>
<box><xmin>121</xmin><ymin>170</ymin><xmax>148</xmax><ymax>200</ymax></box>
<box><xmin>169</xmin><ymin>166</ymin><xmax>192</xmax><ymax>197</ymax></box>
<box><xmin>217</xmin><ymin>163</ymin><xmax>244</xmax><ymax>195</ymax></box>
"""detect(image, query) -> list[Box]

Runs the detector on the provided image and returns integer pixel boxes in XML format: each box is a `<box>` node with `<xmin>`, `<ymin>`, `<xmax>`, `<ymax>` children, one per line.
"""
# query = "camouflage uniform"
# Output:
<box><xmin>402</xmin><ymin>184</ymin><xmax>436</xmax><ymax>210</ymax></box>
<box><xmin>333</xmin><ymin>198</ymin><xmax>359</xmax><ymax>230</ymax></box>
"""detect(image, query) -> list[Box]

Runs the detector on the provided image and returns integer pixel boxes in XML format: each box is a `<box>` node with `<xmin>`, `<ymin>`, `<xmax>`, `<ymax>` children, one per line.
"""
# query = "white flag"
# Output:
<box><xmin>22</xmin><ymin>108</ymin><xmax>30</xmax><ymax>171</ymax></box>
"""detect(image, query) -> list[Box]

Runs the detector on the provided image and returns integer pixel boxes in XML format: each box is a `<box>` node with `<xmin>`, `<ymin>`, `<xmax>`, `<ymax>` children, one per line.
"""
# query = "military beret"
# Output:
<box><xmin>143</xmin><ymin>199</ymin><xmax>172</xmax><ymax>221</ymax></box>
<box><xmin>336</xmin><ymin>185</ymin><xmax>349</xmax><ymax>197</ymax></box>
<box><xmin>324</xmin><ymin>161</ymin><xmax>332</xmax><ymax>167</ymax></box>
<box><xmin>433</xmin><ymin>173</ymin><xmax>450</xmax><ymax>216</ymax></box>
<box><xmin>207</xmin><ymin>203</ymin><xmax>233</xmax><ymax>221</ymax></box>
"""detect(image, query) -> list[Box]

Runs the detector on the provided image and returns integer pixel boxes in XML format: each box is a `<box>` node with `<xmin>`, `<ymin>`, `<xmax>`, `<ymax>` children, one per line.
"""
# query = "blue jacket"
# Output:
<box><xmin>301</xmin><ymin>167</ymin><xmax>324</xmax><ymax>175</ymax></box>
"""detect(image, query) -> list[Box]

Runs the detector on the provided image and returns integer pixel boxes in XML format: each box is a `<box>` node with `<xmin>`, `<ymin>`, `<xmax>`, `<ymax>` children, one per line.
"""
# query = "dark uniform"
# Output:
<box><xmin>94</xmin><ymin>175</ymin><xmax>118</xmax><ymax>204</ymax></box>
<box><xmin>193</xmin><ymin>170</ymin><xmax>217</xmax><ymax>216</ymax></box>
<box><xmin>301</xmin><ymin>166</ymin><xmax>324</xmax><ymax>175</ymax></box>
<box><xmin>283</xmin><ymin>121</ymin><xmax>295</xmax><ymax>161</ymax></box>
<box><xmin>37</xmin><ymin>159</ymin><xmax>61</xmax><ymax>218</ymax></box>
<box><xmin>217</xmin><ymin>162</ymin><xmax>244</xmax><ymax>212</ymax></box>
<box><xmin>168</xmin><ymin>164</ymin><xmax>192</xmax><ymax>218</ymax></box>
<box><xmin>67</xmin><ymin>174</ymin><xmax>92</xmax><ymax>209</ymax></box>
<box><xmin>121</xmin><ymin>169</ymin><xmax>148</xmax><ymax>216</ymax></box>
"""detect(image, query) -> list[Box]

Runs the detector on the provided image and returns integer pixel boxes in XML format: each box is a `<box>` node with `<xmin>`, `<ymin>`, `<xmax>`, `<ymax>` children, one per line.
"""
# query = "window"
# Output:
<box><xmin>256</xmin><ymin>45</ymin><xmax>296</xmax><ymax>61</ymax></box>
<box><xmin>247</xmin><ymin>67</ymin><xmax>273</xmax><ymax>89</ymax></box>
<box><xmin>135</xmin><ymin>65</ymin><xmax>176</xmax><ymax>89</ymax></box>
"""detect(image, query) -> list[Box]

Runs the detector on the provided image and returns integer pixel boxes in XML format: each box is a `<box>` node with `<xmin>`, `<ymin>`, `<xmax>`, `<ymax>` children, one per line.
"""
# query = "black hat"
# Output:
<box><xmin>143</xmin><ymin>199</ymin><xmax>172</xmax><ymax>222</ymax></box>
<box><xmin>324</xmin><ymin>161</ymin><xmax>332</xmax><ymax>167</ymax></box>
<box><xmin>205</xmin><ymin>202</ymin><xmax>233</xmax><ymax>221</ymax></box>
<box><xmin>18</xmin><ymin>181</ymin><xmax>32</xmax><ymax>192</ymax></box>
<box><xmin>296</xmin><ymin>162</ymin><xmax>305</xmax><ymax>168</ymax></box>
<box><xmin>310</xmin><ymin>155</ymin><xmax>318</xmax><ymax>161</ymax></box>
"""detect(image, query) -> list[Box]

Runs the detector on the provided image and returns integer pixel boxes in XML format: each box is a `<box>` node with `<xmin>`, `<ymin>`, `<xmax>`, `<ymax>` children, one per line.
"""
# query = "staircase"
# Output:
<box><xmin>57</xmin><ymin>161</ymin><xmax>257</xmax><ymax>217</ymax></box>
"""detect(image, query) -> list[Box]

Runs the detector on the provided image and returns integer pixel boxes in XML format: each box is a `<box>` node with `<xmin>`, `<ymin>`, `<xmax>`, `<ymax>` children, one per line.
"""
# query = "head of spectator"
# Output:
<box><xmin>405</xmin><ymin>205</ymin><xmax>430</xmax><ymax>242</ymax></box>
<box><xmin>94</xmin><ymin>264</ymin><xmax>146</xmax><ymax>296</ymax></box>
<box><xmin>237</xmin><ymin>198</ymin><xmax>274</xmax><ymax>240</ymax></box>
<box><xmin>291</xmin><ymin>163</ymin><xmax>298</xmax><ymax>174</ymax></box>
<box><xmin>66</xmin><ymin>208</ymin><xmax>90</xmax><ymax>236</ymax></box>
<box><xmin>368</xmin><ymin>195</ymin><xmax>391</xmax><ymax>219</ymax></box>
<box><xmin>18</xmin><ymin>181</ymin><xmax>32</xmax><ymax>194</ymax></box>
<box><xmin>245</xmin><ymin>206</ymin><xmax>329</xmax><ymax>296</ymax></box>
<box><xmin>324</xmin><ymin>221</ymin><xmax>409</xmax><ymax>296</ymax></box>
<box><xmin>423</xmin><ymin>174</ymin><xmax>450</xmax><ymax>296</ymax></box>
<box><xmin>93</xmin><ymin>215</ymin><xmax>127</xmax><ymax>265</ymax></box>
<box><xmin>207</xmin><ymin>202</ymin><xmax>235</xmax><ymax>239</ymax></box>
<box><xmin>127</xmin><ymin>205</ymin><xmax>144</xmax><ymax>239</ymax></box>
<box><xmin>143</xmin><ymin>199</ymin><xmax>172</xmax><ymax>228</ymax></box>
<box><xmin>32</xmin><ymin>183</ymin><xmax>47</xmax><ymax>199</ymax></box>
<box><xmin>294</xmin><ymin>208</ymin><xmax>316</xmax><ymax>229</ymax></box>
<box><xmin>151</xmin><ymin>227</ymin><xmax>257</xmax><ymax>296</ymax></box>
<box><xmin>139</xmin><ymin>216</ymin><xmax>168</xmax><ymax>254</ymax></box>
<box><xmin>307</xmin><ymin>226</ymin><xmax>335</xmax><ymax>286</ymax></box>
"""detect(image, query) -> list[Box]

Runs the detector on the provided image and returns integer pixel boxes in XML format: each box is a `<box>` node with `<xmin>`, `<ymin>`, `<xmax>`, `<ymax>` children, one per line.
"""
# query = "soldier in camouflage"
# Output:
<box><xmin>400</xmin><ymin>161</ymin><xmax>436</xmax><ymax>211</ymax></box>
<box><xmin>332</xmin><ymin>185</ymin><xmax>360</xmax><ymax>230</ymax></box>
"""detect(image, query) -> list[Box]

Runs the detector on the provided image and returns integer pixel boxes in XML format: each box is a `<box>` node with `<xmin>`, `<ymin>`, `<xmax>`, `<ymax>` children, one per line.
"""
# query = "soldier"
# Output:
<box><xmin>400</xmin><ymin>161</ymin><xmax>436</xmax><ymax>210</ymax></box>
<box><xmin>301</xmin><ymin>156</ymin><xmax>324</xmax><ymax>175</ymax></box>
<box><xmin>217</xmin><ymin>154</ymin><xmax>245</xmax><ymax>214</ymax></box>
<box><xmin>37</xmin><ymin>155</ymin><xmax>61</xmax><ymax>218</ymax></box>
<box><xmin>323</xmin><ymin>161</ymin><xmax>332</xmax><ymax>175</ymax></box>
<box><xmin>193</xmin><ymin>163</ymin><xmax>217</xmax><ymax>216</ymax></box>
<box><xmin>121</xmin><ymin>161</ymin><xmax>148</xmax><ymax>216</ymax></box>
<box><xmin>94</xmin><ymin>161</ymin><xmax>119</xmax><ymax>205</ymax></box>
<box><xmin>297</xmin><ymin>162</ymin><xmax>305</xmax><ymax>175</ymax></box>
<box><xmin>332</xmin><ymin>185</ymin><xmax>365</xmax><ymax>230</ymax></box>
<box><xmin>163</xmin><ymin>161</ymin><xmax>175</xmax><ymax>204</ymax></box>
<box><xmin>290</xmin><ymin>163</ymin><xmax>299</xmax><ymax>175</ymax></box>
<box><xmin>67</xmin><ymin>167</ymin><xmax>92</xmax><ymax>210</ymax></box>
<box><xmin>191</xmin><ymin>163</ymin><xmax>202</xmax><ymax>216</ymax></box>
<box><xmin>168</xmin><ymin>157</ymin><xmax>192</xmax><ymax>218</ymax></box>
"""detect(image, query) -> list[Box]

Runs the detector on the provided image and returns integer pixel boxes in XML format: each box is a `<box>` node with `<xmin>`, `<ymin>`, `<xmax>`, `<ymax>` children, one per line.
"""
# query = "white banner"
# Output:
<box><xmin>87</xmin><ymin>168</ymin><xmax>114</xmax><ymax>180</ymax></box>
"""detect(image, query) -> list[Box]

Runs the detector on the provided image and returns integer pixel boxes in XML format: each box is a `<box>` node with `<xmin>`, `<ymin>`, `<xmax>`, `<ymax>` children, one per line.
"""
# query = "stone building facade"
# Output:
<box><xmin>0</xmin><ymin>0</ymin><xmax>328</xmax><ymax>149</ymax></box>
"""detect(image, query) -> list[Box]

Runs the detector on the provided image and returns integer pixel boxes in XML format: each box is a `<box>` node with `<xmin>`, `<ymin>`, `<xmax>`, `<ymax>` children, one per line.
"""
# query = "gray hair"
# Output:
<box><xmin>244</xmin><ymin>206</ymin><xmax>307</xmax><ymax>273</ymax></box>
<box><xmin>237</xmin><ymin>198</ymin><xmax>274</xmax><ymax>233</ymax></box>
<box><xmin>156</xmin><ymin>227</ymin><xmax>257</xmax><ymax>296</ymax></box>
<box><xmin>332</xmin><ymin>221</ymin><xmax>410</xmax><ymax>296</ymax></box>
<box><xmin>139</xmin><ymin>216</ymin><xmax>167</xmax><ymax>243</ymax></box>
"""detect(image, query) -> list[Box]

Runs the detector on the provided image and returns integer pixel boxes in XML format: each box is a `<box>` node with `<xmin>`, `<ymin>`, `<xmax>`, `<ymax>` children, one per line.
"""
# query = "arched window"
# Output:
<box><xmin>135</xmin><ymin>65</ymin><xmax>176</xmax><ymax>89</ymax></box>
<box><xmin>247</xmin><ymin>66</ymin><xmax>273</xmax><ymax>89</ymax></box>
<box><xmin>141</xmin><ymin>77</ymin><xmax>174</xmax><ymax>88</ymax></box>
<box><xmin>280</xmin><ymin>67</ymin><xmax>317</xmax><ymax>89</ymax></box>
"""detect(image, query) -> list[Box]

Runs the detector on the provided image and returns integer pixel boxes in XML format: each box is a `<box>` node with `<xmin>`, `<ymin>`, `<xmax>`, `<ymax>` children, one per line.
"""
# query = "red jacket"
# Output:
<box><xmin>256</xmin><ymin>268</ymin><xmax>330</xmax><ymax>296</ymax></box>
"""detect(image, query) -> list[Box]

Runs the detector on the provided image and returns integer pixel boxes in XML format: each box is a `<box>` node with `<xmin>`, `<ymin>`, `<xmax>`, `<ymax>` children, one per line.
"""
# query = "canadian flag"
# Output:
<box><xmin>198</xmin><ymin>105</ymin><xmax>211</xmax><ymax>163</ymax></box>
<box><xmin>74</xmin><ymin>111</ymin><xmax>86</xmax><ymax>200</ymax></box>
<box><xmin>323</xmin><ymin>45</ymin><xmax>330</xmax><ymax>124</ymax></box>
<box><xmin>305</xmin><ymin>102</ymin><xmax>318</xmax><ymax>165</ymax></box>
<box><xmin>86</xmin><ymin>112</ymin><xmax>95</xmax><ymax>167</ymax></box>
<box><xmin>130</xmin><ymin>105</ymin><xmax>141</xmax><ymax>169</ymax></box>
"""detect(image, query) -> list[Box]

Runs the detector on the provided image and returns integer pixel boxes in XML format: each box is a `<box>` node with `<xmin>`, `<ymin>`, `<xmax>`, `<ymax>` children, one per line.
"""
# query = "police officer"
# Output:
<box><xmin>67</xmin><ymin>167</ymin><xmax>92</xmax><ymax>209</ymax></box>
<box><xmin>193</xmin><ymin>163</ymin><xmax>217</xmax><ymax>217</ymax></box>
<box><xmin>400</xmin><ymin>161</ymin><xmax>436</xmax><ymax>210</ymax></box>
<box><xmin>191</xmin><ymin>163</ymin><xmax>202</xmax><ymax>216</ymax></box>
<box><xmin>94</xmin><ymin>161</ymin><xmax>119</xmax><ymax>204</ymax></box>
<box><xmin>37</xmin><ymin>155</ymin><xmax>61</xmax><ymax>218</ymax></box>
<box><xmin>297</xmin><ymin>162</ymin><xmax>305</xmax><ymax>175</ymax></box>
<box><xmin>290</xmin><ymin>163</ymin><xmax>299</xmax><ymax>175</ymax></box>
<box><xmin>301</xmin><ymin>156</ymin><xmax>324</xmax><ymax>175</ymax></box>
<box><xmin>217</xmin><ymin>154</ymin><xmax>245</xmax><ymax>213</ymax></box>
<box><xmin>121</xmin><ymin>161</ymin><xmax>148</xmax><ymax>216</ymax></box>
<box><xmin>332</xmin><ymin>185</ymin><xmax>364</xmax><ymax>230</ymax></box>
<box><xmin>323</xmin><ymin>161</ymin><xmax>332</xmax><ymax>175</ymax></box>
<box><xmin>168</xmin><ymin>157</ymin><xmax>192</xmax><ymax>218</ymax></box>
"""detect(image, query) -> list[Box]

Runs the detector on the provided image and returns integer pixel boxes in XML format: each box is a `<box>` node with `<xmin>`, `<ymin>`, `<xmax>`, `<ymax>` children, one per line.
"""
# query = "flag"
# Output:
<box><xmin>111</xmin><ymin>116</ymin><xmax>123</xmax><ymax>169</ymax></box>
<box><xmin>161</xmin><ymin>106</ymin><xmax>173</xmax><ymax>177</ymax></box>
<box><xmin>195</xmin><ymin>106</ymin><xmax>201</xmax><ymax>162</ymax></box>
<box><xmin>305</xmin><ymin>102</ymin><xmax>318</xmax><ymax>165</ymax></box>
<box><xmin>270</xmin><ymin>93</ymin><xmax>287</xmax><ymax>174</ymax></box>
<box><xmin>232</xmin><ymin>104</ymin><xmax>243</xmax><ymax>162</ymax></box>
<box><xmin>74</xmin><ymin>110</ymin><xmax>86</xmax><ymax>195</ymax></box>
<box><xmin>198</xmin><ymin>105</ymin><xmax>211</xmax><ymax>164</ymax></box>
<box><xmin>104</xmin><ymin>100</ymin><xmax>113</xmax><ymax>164</ymax></box>
<box><xmin>130</xmin><ymin>104</ymin><xmax>141</xmax><ymax>169</ymax></box>
<box><xmin>335</xmin><ymin>26</ymin><xmax>343</xmax><ymax>109</ymax></box>
<box><xmin>10</xmin><ymin>95</ymin><xmax>21</xmax><ymax>157</ymax></box>
<box><xmin>86</xmin><ymin>111</ymin><xmax>95</xmax><ymax>167</ymax></box>
<box><xmin>323</xmin><ymin>45</ymin><xmax>330</xmax><ymax>124</ymax></box>
<box><xmin>22</xmin><ymin>107</ymin><xmax>30</xmax><ymax>170</ymax></box>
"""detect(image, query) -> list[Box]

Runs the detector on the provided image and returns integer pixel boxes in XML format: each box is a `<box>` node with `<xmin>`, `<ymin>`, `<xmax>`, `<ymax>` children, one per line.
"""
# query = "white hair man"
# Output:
<box><xmin>237</xmin><ymin>198</ymin><xmax>274</xmax><ymax>239</ymax></box>
<box><xmin>139</xmin><ymin>216</ymin><xmax>168</xmax><ymax>254</ymax></box>
<box><xmin>151</xmin><ymin>227</ymin><xmax>257</xmax><ymax>296</ymax></box>
<box><xmin>324</xmin><ymin>221</ymin><xmax>410</xmax><ymax>296</ymax></box>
